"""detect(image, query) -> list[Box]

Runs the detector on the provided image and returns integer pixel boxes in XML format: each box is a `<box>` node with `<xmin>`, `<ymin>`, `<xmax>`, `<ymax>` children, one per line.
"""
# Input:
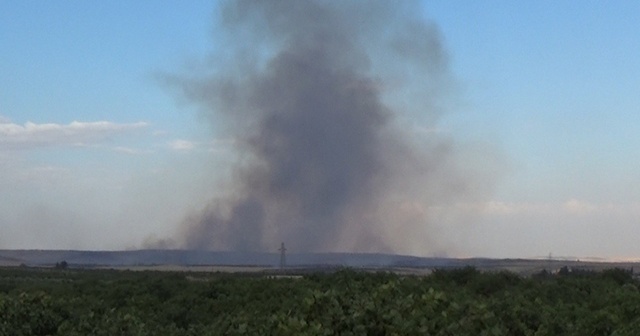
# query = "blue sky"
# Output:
<box><xmin>1</xmin><ymin>1</ymin><xmax>640</xmax><ymax>258</ymax></box>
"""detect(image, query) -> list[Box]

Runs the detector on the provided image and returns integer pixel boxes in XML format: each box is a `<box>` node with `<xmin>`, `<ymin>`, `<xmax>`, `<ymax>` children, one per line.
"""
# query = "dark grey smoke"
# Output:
<box><xmin>166</xmin><ymin>0</ymin><xmax>475</xmax><ymax>253</ymax></box>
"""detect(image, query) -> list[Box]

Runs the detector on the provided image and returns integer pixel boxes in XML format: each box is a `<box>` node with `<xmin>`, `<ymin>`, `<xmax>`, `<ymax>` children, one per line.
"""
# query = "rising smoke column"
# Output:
<box><xmin>168</xmin><ymin>0</ymin><xmax>472</xmax><ymax>253</ymax></box>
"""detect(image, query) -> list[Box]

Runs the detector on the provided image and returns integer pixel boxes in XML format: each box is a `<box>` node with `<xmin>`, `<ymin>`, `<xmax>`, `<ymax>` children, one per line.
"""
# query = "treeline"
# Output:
<box><xmin>0</xmin><ymin>266</ymin><xmax>639</xmax><ymax>335</ymax></box>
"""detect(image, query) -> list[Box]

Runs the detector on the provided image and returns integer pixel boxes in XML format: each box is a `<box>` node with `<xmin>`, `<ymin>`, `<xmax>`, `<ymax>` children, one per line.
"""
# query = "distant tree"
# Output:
<box><xmin>55</xmin><ymin>261</ymin><xmax>68</xmax><ymax>269</ymax></box>
<box><xmin>532</xmin><ymin>269</ymin><xmax>551</xmax><ymax>279</ymax></box>
<box><xmin>600</xmin><ymin>268</ymin><xmax>634</xmax><ymax>285</ymax></box>
<box><xmin>558</xmin><ymin>266</ymin><xmax>570</xmax><ymax>276</ymax></box>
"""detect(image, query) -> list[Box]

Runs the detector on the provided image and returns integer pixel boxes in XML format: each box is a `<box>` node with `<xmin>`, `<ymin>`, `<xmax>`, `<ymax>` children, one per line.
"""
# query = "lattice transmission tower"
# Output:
<box><xmin>278</xmin><ymin>242</ymin><xmax>287</xmax><ymax>270</ymax></box>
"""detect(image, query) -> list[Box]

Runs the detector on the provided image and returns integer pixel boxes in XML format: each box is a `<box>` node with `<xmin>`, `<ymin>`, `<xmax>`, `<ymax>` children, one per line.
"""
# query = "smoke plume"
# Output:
<box><xmin>166</xmin><ymin>0</ymin><xmax>483</xmax><ymax>254</ymax></box>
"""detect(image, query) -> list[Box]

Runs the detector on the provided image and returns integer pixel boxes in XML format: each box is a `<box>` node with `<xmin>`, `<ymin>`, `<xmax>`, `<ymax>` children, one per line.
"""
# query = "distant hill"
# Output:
<box><xmin>0</xmin><ymin>249</ymin><xmax>458</xmax><ymax>268</ymax></box>
<box><xmin>0</xmin><ymin>254</ymin><xmax>22</xmax><ymax>267</ymax></box>
<box><xmin>1</xmin><ymin>250</ymin><xmax>636</xmax><ymax>275</ymax></box>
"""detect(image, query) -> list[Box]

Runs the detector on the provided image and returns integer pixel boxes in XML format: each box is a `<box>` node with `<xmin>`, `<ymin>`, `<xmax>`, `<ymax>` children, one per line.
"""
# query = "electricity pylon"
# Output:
<box><xmin>278</xmin><ymin>242</ymin><xmax>287</xmax><ymax>270</ymax></box>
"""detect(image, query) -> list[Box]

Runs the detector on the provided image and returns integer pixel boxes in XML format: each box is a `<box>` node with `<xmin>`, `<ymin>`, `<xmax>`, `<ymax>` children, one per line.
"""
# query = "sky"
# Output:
<box><xmin>1</xmin><ymin>1</ymin><xmax>640</xmax><ymax>259</ymax></box>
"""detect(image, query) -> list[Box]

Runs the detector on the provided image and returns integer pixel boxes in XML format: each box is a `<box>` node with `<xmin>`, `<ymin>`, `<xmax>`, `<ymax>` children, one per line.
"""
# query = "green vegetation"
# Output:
<box><xmin>0</xmin><ymin>266</ymin><xmax>638</xmax><ymax>335</ymax></box>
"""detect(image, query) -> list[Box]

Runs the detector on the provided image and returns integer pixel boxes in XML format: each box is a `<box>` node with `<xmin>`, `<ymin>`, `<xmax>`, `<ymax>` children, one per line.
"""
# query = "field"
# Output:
<box><xmin>1</xmin><ymin>266</ymin><xmax>640</xmax><ymax>335</ymax></box>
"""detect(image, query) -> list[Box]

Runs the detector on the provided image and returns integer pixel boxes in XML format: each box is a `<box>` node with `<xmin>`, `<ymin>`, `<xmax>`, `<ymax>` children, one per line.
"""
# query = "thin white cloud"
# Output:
<box><xmin>152</xmin><ymin>129</ymin><xmax>169</xmax><ymax>137</ymax></box>
<box><xmin>563</xmin><ymin>199</ymin><xmax>597</xmax><ymax>214</ymax></box>
<box><xmin>112</xmin><ymin>146</ymin><xmax>148</xmax><ymax>155</ymax></box>
<box><xmin>475</xmin><ymin>201</ymin><xmax>555</xmax><ymax>216</ymax></box>
<box><xmin>166</xmin><ymin>138</ymin><xmax>235</xmax><ymax>153</ymax></box>
<box><xmin>62</xmin><ymin>143</ymin><xmax>153</xmax><ymax>155</ymax></box>
<box><xmin>0</xmin><ymin>115</ymin><xmax>10</xmax><ymax>123</ymax></box>
<box><xmin>437</xmin><ymin>199</ymin><xmax>640</xmax><ymax>218</ymax></box>
<box><xmin>207</xmin><ymin>138</ymin><xmax>235</xmax><ymax>153</ymax></box>
<box><xmin>0</xmin><ymin>120</ymin><xmax>148</xmax><ymax>149</ymax></box>
<box><xmin>168</xmin><ymin>139</ymin><xmax>196</xmax><ymax>151</ymax></box>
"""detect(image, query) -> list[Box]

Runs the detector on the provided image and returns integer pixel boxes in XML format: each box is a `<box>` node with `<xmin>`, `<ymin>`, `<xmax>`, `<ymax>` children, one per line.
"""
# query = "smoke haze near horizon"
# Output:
<box><xmin>164</xmin><ymin>0</ymin><xmax>495</xmax><ymax>254</ymax></box>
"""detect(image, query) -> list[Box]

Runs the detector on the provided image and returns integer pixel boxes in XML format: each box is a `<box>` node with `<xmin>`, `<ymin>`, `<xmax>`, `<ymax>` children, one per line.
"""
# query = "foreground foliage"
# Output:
<box><xmin>0</xmin><ymin>266</ymin><xmax>638</xmax><ymax>335</ymax></box>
